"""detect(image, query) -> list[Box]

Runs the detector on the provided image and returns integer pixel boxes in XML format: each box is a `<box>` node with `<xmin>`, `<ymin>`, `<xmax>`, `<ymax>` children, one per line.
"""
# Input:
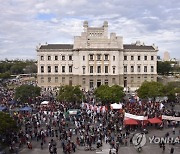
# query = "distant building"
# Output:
<box><xmin>163</xmin><ymin>51</ymin><xmax>170</xmax><ymax>61</ymax></box>
<box><xmin>37</xmin><ymin>21</ymin><xmax>158</xmax><ymax>91</ymax></box>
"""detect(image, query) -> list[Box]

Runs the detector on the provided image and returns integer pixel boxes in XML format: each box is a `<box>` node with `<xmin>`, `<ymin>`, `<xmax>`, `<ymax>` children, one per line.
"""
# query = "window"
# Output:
<box><xmin>55</xmin><ymin>77</ymin><xmax>58</xmax><ymax>83</ymax></box>
<box><xmin>138</xmin><ymin>56</ymin><xmax>141</xmax><ymax>60</ymax></box>
<box><xmin>112</xmin><ymin>78</ymin><xmax>116</xmax><ymax>84</ymax></box>
<box><xmin>137</xmin><ymin>65</ymin><xmax>141</xmax><ymax>73</ymax></box>
<box><xmin>90</xmin><ymin>66</ymin><xmax>93</xmax><ymax>73</ymax></box>
<box><xmin>151</xmin><ymin>56</ymin><xmax>154</xmax><ymax>60</ymax></box>
<box><xmin>83</xmin><ymin>67</ymin><xmax>85</xmax><ymax>74</ymax></box>
<box><xmin>48</xmin><ymin>77</ymin><xmax>51</xmax><ymax>83</ymax></box>
<box><xmin>105</xmin><ymin>66</ymin><xmax>108</xmax><ymax>73</ymax></box>
<box><xmin>97</xmin><ymin>66</ymin><xmax>101</xmax><ymax>73</ymax></box>
<box><xmin>69</xmin><ymin>55</ymin><xmax>72</xmax><ymax>61</ymax></box>
<box><xmin>105</xmin><ymin>79</ymin><xmax>108</xmax><ymax>85</ymax></box>
<box><xmin>82</xmin><ymin>78</ymin><xmax>86</xmax><ymax>84</ymax></box>
<box><xmin>62</xmin><ymin>77</ymin><xmax>65</xmax><ymax>83</ymax></box>
<box><xmin>41</xmin><ymin>77</ymin><xmax>44</xmax><ymax>83</ymax></box>
<box><xmin>113</xmin><ymin>56</ymin><xmax>115</xmax><ymax>61</ymax></box>
<box><xmin>104</xmin><ymin>54</ymin><xmax>109</xmax><ymax>61</ymax></box>
<box><xmin>144</xmin><ymin>66</ymin><xmax>147</xmax><ymax>72</ymax></box>
<box><xmin>124</xmin><ymin>55</ymin><xmax>127</xmax><ymax>60</ymax></box>
<box><xmin>69</xmin><ymin>65</ymin><xmax>72</xmax><ymax>73</ymax></box>
<box><xmin>89</xmin><ymin>54</ymin><xmax>94</xmax><ymax>60</ymax></box>
<box><xmin>62</xmin><ymin>55</ymin><xmax>65</xmax><ymax>60</ymax></box>
<box><xmin>55</xmin><ymin>55</ymin><xmax>58</xmax><ymax>60</ymax></box>
<box><xmin>41</xmin><ymin>66</ymin><xmax>44</xmax><ymax>73</ymax></box>
<box><xmin>83</xmin><ymin>56</ymin><xmax>85</xmax><ymax>61</ymax></box>
<box><xmin>131</xmin><ymin>56</ymin><xmax>134</xmax><ymax>60</ymax></box>
<box><xmin>62</xmin><ymin>66</ymin><xmax>65</xmax><ymax>73</ymax></box>
<box><xmin>48</xmin><ymin>66</ymin><xmax>51</xmax><ymax>73</ymax></box>
<box><xmin>48</xmin><ymin>56</ymin><xmax>51</xmax><ymax>60</ymax></box>
<box><xmin>131</xmin><ymin>66</ymin><xmax>134</xmax><ymax>72</ymax></box>
<box><xmin>113</xmin><ymin>67</ymin><xmax>115</xmax><ymax>74</ymax></box>
<box><xmin>124</xmin><ymin>66</ymin><xmax>127</xmax><ymax>73</ymax></box>
<box><xmin>97</xmin><ymin>54</ymin><xmax>101</xmax><ymax>61</ymax></box>
<box><xmin>151</xmin><ymin>66</ymin><xmax>154</xmax><ymax>72</ymax></box>
<box><xmin>131</xmin><ymin>76</ymin><xmax>134</xmax><ymax>83</ymax></box>
<box><xmin>144</xmin><ymin>56</ymin><xmax>147</xmax><ymax>60</ymax></box>
<box><xmin>41</xmin><ymin>56</ymin><xmax>44</xmax><ymax>61</ymax></box>
<box><xmin>55</xmin><ymin>66</ymin><xmax>58</xmax><ymax>73</ymax></box>
<box><xmin>89</xmin><ymin>80</ymin><xmax>93</xmax><ymax>88</ymax></box>
<box><xmin>69</xmin><ymin>77</ymin><xmax>72</xmax><ymax>85</ymax></box>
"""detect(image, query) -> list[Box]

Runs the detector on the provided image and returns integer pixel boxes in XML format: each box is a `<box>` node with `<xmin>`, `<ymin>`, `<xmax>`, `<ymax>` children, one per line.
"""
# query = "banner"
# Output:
<box><xmin>124</xmin><ymin>112</ymin><xmax>148</xmax><ymax>121</ymax></box>
<box><xmin>162</xmin><ymin>115</ymin><xmax>180</xmax><ymax>121</ymax></box>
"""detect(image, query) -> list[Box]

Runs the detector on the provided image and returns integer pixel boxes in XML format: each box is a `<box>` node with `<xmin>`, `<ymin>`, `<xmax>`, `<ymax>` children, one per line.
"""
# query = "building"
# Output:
<box><xmin>163</xmin><ymin>51</ymin><xmax>170</xmax><ymax>61</ymax></box>
<box><xmin>37</xmin><ymin>21</ymin><xmax>158</xmax><ymax>91</ymax></box>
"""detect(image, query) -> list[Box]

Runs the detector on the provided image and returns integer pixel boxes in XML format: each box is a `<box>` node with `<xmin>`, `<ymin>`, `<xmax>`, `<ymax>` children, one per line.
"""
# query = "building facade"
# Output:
<box><xmin>37</xmin><ymin>21</ymin><xmax>158</xmax><ymax>91</ymax></box>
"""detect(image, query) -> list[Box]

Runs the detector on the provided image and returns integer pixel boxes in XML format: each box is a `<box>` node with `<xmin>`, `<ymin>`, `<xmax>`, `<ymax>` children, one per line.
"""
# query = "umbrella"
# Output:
<box><xmin>19</xmin><ymin>106</ymin><xmax>32</xmax><ymax>111</ymax></box>
<box><xmin>9</xmin><ymin>100</ymin><xmax>17</xmax><ymax>105</ymax></box>
<box><xmin>68</xmin><ymin>109</ymin><xmax>79</xmax><ymax>115</ymax></box>
<box><xmin>148</xmin><ymin>117</ymin><xmax>162</xmax><ymax>124</ymax></box>
<box><xmin>0</xmin><ymin>106</ymin><xmax>6</xmax><ymax>111</ymax></box>
<box><xmin>130</xmin><ymin>98</ymin><xmax>136</xmax><ymax>103</ymax></box>
<box><xmin>124</xmin><ymin>118</ymin><xmax>138</xmax><ymax>125</ymax></box>
<box><xmin>111</xmin><ymin>103</ymin><xmax>122</xmax><ymax>109</ymax></box>
<box><xmin>41</xmin><ymin>101</ymin><xmax>49</xmax><ymax>105</ymax></box>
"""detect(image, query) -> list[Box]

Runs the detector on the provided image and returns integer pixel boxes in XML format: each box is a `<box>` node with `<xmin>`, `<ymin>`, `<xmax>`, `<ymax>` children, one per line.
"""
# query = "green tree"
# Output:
<box><xmin>94</xmin><ymin>85</ymin><xmax>112</xmax><ymax>103</ymax></box>
<box><xmin>137</xmin><ymin>81</ymin><xmax>164</xmax><ymax>100</ymax></box>
<box><xmin>24</xmin><ymin>63</ymin><xmax>37</xmax><ymax>74</ymax></box>
<box><xmin>0</xmin><ymin>112</ymin><xmax>18</xmax><ymax>137</ymax></box>
<box><xmin>15</xmin><ymin>84</ymin><xmax>41</xmax><ymax>103</ymax></box>
<box><xmin>163</xmin><ymin>82</ymin><xmax>180</xmax><ymax>101</ymax></box>
<box><xmin>110</xmin><ymin>85</ymin><xmax>125</xmax><ymax>103</ymax></box>
<box><xmin>95</xmin><ymin>85</ymin><xmax>124</xmax><ymax>104</ymax></box>
<box><xmin>10</xmin><ymin>64</ymin><xmax>24</xmax><ymax>74</ymax></box>
<box><xmin>57</xmin><ymin>85</ymin><xmax>84</xmax><ymax>103</ymax></box>
<box><xmin>157</xmin><ymin>61</ymin><xmax>172</xmax><ymax>75</ymax></box>
<box><xmin>0</xmin><ymin>59</ymin><xmax>37</xmax><ymax>75</ymax></box>
<box><xmin>0</xmin><ymin>72</ymin><xmax>11</xmax><ymax>79</ymax></box>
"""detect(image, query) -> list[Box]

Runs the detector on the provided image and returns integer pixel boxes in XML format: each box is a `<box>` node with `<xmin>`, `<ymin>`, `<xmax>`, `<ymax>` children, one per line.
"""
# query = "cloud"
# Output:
<box><xmin>0</xmin><ymin>0</ymin><xmax>179</xmax><ymax>60</ymax></box>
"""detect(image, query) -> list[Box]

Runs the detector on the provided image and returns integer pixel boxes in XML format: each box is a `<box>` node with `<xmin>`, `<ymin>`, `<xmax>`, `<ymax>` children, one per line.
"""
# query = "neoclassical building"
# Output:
<box><xmin>37</xmin><ymin>21</ymin><xmax>158</xmax><ymax>91</ymax></box>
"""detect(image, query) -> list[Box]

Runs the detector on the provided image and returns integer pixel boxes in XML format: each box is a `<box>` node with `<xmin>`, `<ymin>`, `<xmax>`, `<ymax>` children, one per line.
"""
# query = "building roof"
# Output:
<box><xmin>39</xmin><ymin>44</ymin><xmax>73</xmax><ymax>49</ymax></box>
<box><xmin>123</xmin><ymin>44</ymin><xmax>155</xmax><ymax>50</ymax></box>
<box><xmin>39</xmin><ymin>44</ymin><xmax>155</xmax><ymax>50</ymax></box>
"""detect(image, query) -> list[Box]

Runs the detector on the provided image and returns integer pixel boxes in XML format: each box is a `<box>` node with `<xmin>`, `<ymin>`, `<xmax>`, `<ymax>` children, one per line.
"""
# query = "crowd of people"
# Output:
<box><xmin>0</xmin><ymin>78</ymin><xmax>180</xmax><ymax>154</ymax></box>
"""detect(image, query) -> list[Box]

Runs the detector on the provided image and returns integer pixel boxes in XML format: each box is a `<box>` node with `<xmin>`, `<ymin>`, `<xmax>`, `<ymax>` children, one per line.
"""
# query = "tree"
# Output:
<box><xmin>163</xmin><ymin>82</ymin><xmax>180</xmax><ymax>101</ymax></box>
<box><xmin>157</xmin><ymin>61</ymin><xmax>172</xmax><ymax>75</ymax></box>
<box><xmin>15</xmin><ymin>84</ymin><xmax>41</xmax><ymax>103</ymax></box>
<box><xmin>10</xmin><ymin>64</ymin><xmax>24</xmax><ymax>74</ymax></box>
<box><xmin>94</xmin><ymin>85</ymin><xmax>112</xmax><ymax>104</ymax></box>
<box><xmin>24</xmin><ymin>63</ymin><xmax>37</xmax><ymax>74</ymax></box>
<box><xmin>95</xmin><ymin>85</ymin><xmax>124</xmax><ymax>104</ymax></box>
<box><xmin>0</xmin><ymin>112</ymin><xmax>19</xmax><ymax>144</ymax></box>
<box><xmin>137</xmin><ymin>81</ymin><xmax>164</xmax><ymax>100</ymax></box>
<box><xmin>57</xmin><ymin>85</ymin><xmax>84</xmax><ymax>103</ymax></box>
<box><xmin>0</xmin><ymin>72</ymin><xmax>11</xmax><ymax>79</ymax></box>
<box><xmin>110</xmin><ymin>85</ymin><xmax>125</xmax><ymax>103</ymax></box>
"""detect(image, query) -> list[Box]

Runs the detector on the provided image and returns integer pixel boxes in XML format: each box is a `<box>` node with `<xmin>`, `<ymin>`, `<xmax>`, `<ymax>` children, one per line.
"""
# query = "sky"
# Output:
<box><xmin>0</xmin><ymin>0</ymin><xmax>180</xmax><ymax>60</ymax></box>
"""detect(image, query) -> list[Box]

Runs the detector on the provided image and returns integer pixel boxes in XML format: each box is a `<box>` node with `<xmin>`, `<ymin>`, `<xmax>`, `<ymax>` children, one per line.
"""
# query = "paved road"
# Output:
<box><xmin>19</xmin><ymin>127</ymin><xmax>180</xmax><ymax>154</ymax></box>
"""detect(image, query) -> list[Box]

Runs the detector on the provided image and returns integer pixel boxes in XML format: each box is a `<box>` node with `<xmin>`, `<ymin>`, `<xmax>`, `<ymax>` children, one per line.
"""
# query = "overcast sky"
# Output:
<box><xmin>0</xmin><ymin>0</ymin><xmax>180</xmax><ymax>60</ymax></box>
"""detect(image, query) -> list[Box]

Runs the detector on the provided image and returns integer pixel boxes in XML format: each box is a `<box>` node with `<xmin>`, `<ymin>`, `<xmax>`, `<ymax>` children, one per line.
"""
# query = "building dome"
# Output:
<box><xmin>83</xmin><ymin>21</ymin><xmax>88</xmax><ymax>27</ymax></box>
<box><xmin>103</xmin><ymin>21</ymin><xmax>108</xmax><ymax>27</ymax></box>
